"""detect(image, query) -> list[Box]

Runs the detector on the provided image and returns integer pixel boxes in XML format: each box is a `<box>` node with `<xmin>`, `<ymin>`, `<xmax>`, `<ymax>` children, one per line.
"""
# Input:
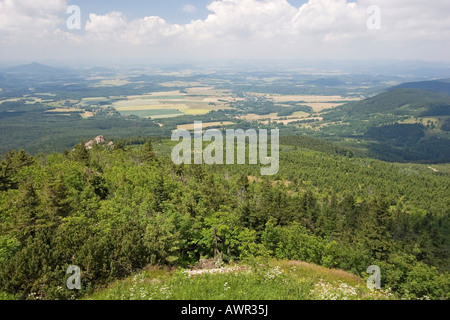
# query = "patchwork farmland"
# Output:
<box><xmin>112</xmin><ymin>88</ymin><xmax>235</xmax><ymax>119</ymax></box>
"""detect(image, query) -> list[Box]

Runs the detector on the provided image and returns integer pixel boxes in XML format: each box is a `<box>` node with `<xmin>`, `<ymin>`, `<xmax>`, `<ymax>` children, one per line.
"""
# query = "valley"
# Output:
<box><xmin>1</xmin><ymin>62</ymin><xmax>449</xmax><ymax>163</ymax></box>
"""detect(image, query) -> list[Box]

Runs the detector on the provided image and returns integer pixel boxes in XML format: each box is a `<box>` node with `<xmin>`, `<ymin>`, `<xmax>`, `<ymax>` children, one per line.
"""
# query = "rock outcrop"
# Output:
<box><xmin>84</xmin><ymin>135</ymin><xmax>113</xmax><ymax>149</ymax></box>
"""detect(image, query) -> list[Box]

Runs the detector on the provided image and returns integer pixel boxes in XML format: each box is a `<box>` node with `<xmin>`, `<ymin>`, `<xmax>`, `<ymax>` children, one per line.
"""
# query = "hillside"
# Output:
<box><xmin>0</xmin><ymin>139</ymin><xmax>448</xmax><ymax>300</ymax></box>
<box><xmin>86</xmin><ymin>260</ymin><xmax>394</xmax><ymax>300</ymax></box>
<box><xmin>395</xmin><ymin>79</ymin><xmax>450</xmax><ymax>96</ymax></box>
<box><xmin>323</xmin><ymin>88</ymin><xmax>450</xmax><ymax>120</ymax></box>
<box><xmin>319</xmin><ymin>87</ymin><xmax>450</xmax><ymax>163</ymax></box>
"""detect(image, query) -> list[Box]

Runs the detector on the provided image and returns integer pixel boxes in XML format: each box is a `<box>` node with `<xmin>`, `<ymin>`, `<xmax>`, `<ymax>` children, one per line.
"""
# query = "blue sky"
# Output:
<box><xmin>69</xmin><ymin>0</ymin><xmax>212</xmax><ymax>24</ymax></box>
<box><xmin>69</xmin><ymin>0</ymin><xmax>311</xmax><ymax>24</ymax></box>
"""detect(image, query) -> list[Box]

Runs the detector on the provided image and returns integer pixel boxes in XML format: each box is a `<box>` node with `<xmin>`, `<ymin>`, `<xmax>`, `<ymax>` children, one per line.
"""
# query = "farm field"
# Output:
<box><xmin>45</xmin><ymin>108</ymin><xmax>80</xmax><ymax>113</ymax></box>
<box><xmin>177</xmin><ymin>121</ymin><xmax>235</xmax><ymax>130</ymax></box>
<box><xmin>97</xmin><ymin>78</ymin><xmax>130</xmax><ymax>87</ymax></box>
<box><xmin>238</xmin><ymin>113</ymin><xmax>280</xmax><ymax>121</ymax></box>
<box><xmin>269</xmin><ymin>117</ymin><xmax>324</xmax><ymax>125</ymax></box>
<box><xmin>119</xmin><ymin>109</ymin><xmax>183</xmax><ymax>118</ymax></box>
<box><xmin>112</xmin><ymin>88</ymin><xmax>235</xmax><ymax>119</ymax></box>
<box><xmin>81</xmin><ymin>97</ymin><xmax>110</xmax><ymax>105</ymax></box>
<box><xmin>239</xmin><ymin>111</ymin><xmax>320</xmax><ymax>126</ymax></box>
<box><xmin>249</xmin><ymin>93</ymin><xmax>361</xmax><ymax>112</ymax></box>
<box><xmin>45</xmin><ymin>107</ymin><xmax>95</xmax><ymax>118</ymax></box>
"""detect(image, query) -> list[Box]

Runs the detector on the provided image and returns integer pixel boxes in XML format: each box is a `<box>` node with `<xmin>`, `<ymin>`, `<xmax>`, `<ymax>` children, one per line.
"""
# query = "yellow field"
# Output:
<box><xmin>126</xmin><ymin>91</ymin><xmax>185</xmax><ymax>99</ymax></box>
<box><xmin>81</xmin><ymin>97</ymin><xmax>109</xmax><ymax>105</ymax></box>
<box><xmin>239</xmin><ymin>107</ymin><xmax>322</xmax><ymax>126</ymax></box>
<box><xmin>159</xmin><ymin>81</ymin><xmax>203</xmax><ymax>87</ymax></box>
<box><xmin>82</xmin><ymin>97</ymin><xmax>109</xmax><ymax>101</ymax></box>
<box><xmin>114</xmin><ymin>104</ymin><xmax>189</xmax><ymax>111</ymax></box>
<box><xmin>45</xmin><ymin>107</ymin><xmax>93</xmax><ymax>119</ymax></box>
<box><xmin>46</xmin><ymin>108</ymin><xmax>80</xmax><ymax>113</ymax></box>
<box><xmin>33</xmin><ymin>93</ymin><xmax>57</xmax><ymax>96</ymax></box>
<box><xmin>177</xmin><ymin>122</ymin><xmax>235</xmax><ymax>130</ymax></box>
<box><xmin>239</xmin><ymin>113</ymin><xmax>279</xmax><ymax>121</ymax></box>
<box><xmin>112</xmin><ymin>88</ymin><xmax>234</xmax><ymax>117</ymax></box>
<box><xmin>247</xmin><ymin>93</ymin><xmax>360</xmax><ymax>112</ymax></box>
<box><xmin>0</xmin><ymin>98</ymin><xmax>21</xmax><ymax>103</ymax></box>
<box><xmin>81</xmin><ymin>111</ymin><xmax>94</xmax><ymax>119</ymax></box>
<box><xmin>290</xmin><ymin>111</ymin><xmax>310</xmax><ymax>118</ymax></box>
<box><xmin>183</xmin><ymin>109</ymin><xmax>211</xmax><ymax>115</ymax></box>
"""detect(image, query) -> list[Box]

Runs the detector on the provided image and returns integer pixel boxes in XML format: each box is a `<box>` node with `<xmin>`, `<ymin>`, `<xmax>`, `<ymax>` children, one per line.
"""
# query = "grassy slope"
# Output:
<box><xmin>86</xmin><ymin>260</ymin><xmax>394</xmax><ymax>300</ymax></box>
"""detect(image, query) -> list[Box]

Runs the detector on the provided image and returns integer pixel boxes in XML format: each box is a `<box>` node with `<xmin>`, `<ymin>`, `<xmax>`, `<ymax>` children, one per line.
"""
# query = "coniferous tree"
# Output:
<box><xmin>44</xmin><ymin>174</ymin><xmax>72</xmax><ymax>219</ymax></box>
<box><xmin>14</xmin><ymin>181</ymin><xmax>40</xmax><ymax>243</ymax></box>
<box><xmin>71</xmin><ymin>142</ymin><xmax>90</xmax><ymax>165</ymax></box>
<box><xmin>140</xmin><ymin>139</ymin><xmax>155</xmax><ymax>163</ymax></box>
<box><xmin>0</xmin><ymin>150</ymin><xmax>34</xmax><ymax>191</ymax></box>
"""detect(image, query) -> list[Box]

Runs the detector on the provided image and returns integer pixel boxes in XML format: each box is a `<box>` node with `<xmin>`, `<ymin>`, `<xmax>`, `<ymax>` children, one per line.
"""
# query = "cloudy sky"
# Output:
<box><xmin>0</xmin><ymin>0</ymin><xmax>449</xmax><ymax>63</ymax></box>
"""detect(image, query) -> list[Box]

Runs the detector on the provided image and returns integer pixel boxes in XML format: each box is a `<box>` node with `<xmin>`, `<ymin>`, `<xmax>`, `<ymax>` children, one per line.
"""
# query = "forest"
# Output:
<box><xmin>0</xmin><ymin>138</ymin><xmax>448</xmax><ymax>300</ymax></box>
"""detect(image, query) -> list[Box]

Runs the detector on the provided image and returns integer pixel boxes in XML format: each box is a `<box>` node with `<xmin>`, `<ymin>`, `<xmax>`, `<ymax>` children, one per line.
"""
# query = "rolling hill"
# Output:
<box><xmin>323</xmin><ymin>88</ymin><xmax>450</xmax><ymax>120</ymax></box>
<box><xmin>395</xmin><ymin>79</ymin><xmax>450</xmax><ymax>96</ymax></box>
<box><xmin>320</xmin><ymin>84</ymin><xmax>450</xmax><ymax>163</ymax></box>
<box><xmin>3</xmin><ymin>61</ymin><xmax>67</xmax><ymax>75</ymax></box>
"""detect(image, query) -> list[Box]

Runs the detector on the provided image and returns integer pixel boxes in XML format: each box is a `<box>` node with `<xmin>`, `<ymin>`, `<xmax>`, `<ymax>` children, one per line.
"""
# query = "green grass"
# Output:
<box><xmin>86</xmin><ymin>260</ymin><xmax>394</xmax><ymax>301</ymax></box>
<box><xmin>0</xmin><ymin>292</ymin><xmax>16</xmax><ymax>300</ymax></box>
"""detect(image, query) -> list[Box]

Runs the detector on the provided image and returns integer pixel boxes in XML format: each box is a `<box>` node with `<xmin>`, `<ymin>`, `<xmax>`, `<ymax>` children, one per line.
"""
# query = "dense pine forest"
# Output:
<box><xmin>0</xmin><ymin>138</ymin><xmax>448</xmax><ymax>300</ymax></box>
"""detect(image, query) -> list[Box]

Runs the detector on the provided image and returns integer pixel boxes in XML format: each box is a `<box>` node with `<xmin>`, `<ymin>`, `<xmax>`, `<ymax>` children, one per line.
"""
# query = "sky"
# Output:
<box><xmin>0</xmin><ymin>0</ymin><xmax>449</xmax><ymax>64</ymax></box>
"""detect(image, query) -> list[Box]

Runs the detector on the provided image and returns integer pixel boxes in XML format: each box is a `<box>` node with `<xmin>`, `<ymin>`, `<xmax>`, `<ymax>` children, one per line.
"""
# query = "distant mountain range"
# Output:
<box><xmin>3</xmin><ymin>62</ymin><xmax>67</xmax><ymax>75</ymax></box>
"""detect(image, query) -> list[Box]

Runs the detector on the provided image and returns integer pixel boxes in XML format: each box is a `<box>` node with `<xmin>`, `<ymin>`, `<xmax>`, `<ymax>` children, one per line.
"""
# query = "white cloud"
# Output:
<box><xmin>182</xmin><ymin>4</ymin><xmax>197</xmax><ymax>14</ymax></box>
<box><xmin>80</xmin><ymin>0</ymin><xmax>449</xmax><ymax>46</ymax></box>
<box><xmin>0</xmin><ymin>0</ymin><xmax>449</xmax><ymax>61</ymax></box>
<box><xmin>0</xmin><ymin>0</ymin><xmax>67</xmax><ymax>42</ymax></box>
<box><xmin>85</xmin><ymin>12</ymin><xmax>128</xmax><ymax>42</ymax></box>
<box><xmin>83</xmin><ymin>12</ymin><xmax>184</xmax><ymax>45</ymax></box>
